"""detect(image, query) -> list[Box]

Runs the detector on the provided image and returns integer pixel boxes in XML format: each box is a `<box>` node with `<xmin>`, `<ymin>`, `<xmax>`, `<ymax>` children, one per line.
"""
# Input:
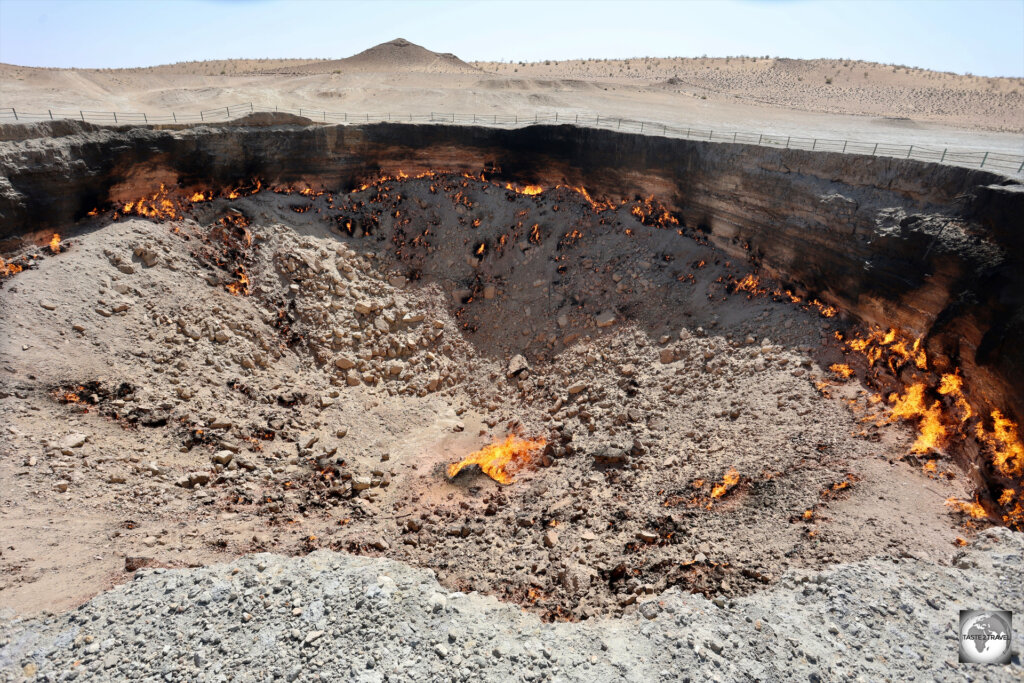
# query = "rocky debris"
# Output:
<box><xmin>1</xmin><ymin>529</ymin><xmax>1021</xmax><ymax>681</ymax></box>
<box><xmin>507</xmin><ymin>354</ymin><xmax>529</xmax><ymax>377</ymax></box>
<box><xmin>593</xmin><ymin>446</ymin><xmax>628</xmax><ymax>466</ymax></box>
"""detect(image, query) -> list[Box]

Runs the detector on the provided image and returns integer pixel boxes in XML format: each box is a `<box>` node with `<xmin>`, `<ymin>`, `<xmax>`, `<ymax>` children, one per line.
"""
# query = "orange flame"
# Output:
<box><xmin>118</xmin><ymin>183</ymin><xmax>185</xmax><ymax>221</ymax></box>
<box><xmin>945</xmin><ymin>496</ymin><xmax>987</xmax><ymax>519</ymax></box>
<box><xmin>937</xmin><ymin>370</ymin><xmax>973</xmax><ymax>422</ymax></box>
<box><xmin>0</xmin><ymin>257</ymin><xmax>24</xmax><ymax>279</ymax></box>
<box><xmin>48</xmin><ymin>233</ymin><xmax>61</xmax><ymax>254</ymax></box>
<box><xmin>225</xmin><ymin>267</ymin><xmax>250</xmax><ymax>296</ymax></box>
<box><xmin>977</xmin><ymin>410</ymin><xmax>1024</xmax><ymax>478</ymax></box>
<box><xmin>888</xmin><ymin>383</ymin><xmax>946</xmax><ymax>454</ymax></box>
<box><xmin>447</xmin><ymin>435</ymin><xmax>547</xmax><ymax>485</ymax></box>
<box><xmin>505</xmin><ymin>183</ymin><xmax>543</xmax><ymax>196</ymax></box>
<box><xmin>829</xmin><ymin>363</ymin><xmax>853</xmax><ymax>379</ymax></box>
<box><xmin>710</xmin><ymin>467</ymin><xmax>740</xmax><ymax>499</ymax></box>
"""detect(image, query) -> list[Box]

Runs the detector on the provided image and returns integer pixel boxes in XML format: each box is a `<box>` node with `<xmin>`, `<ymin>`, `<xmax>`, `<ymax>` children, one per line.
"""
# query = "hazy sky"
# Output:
<box><xmin>1</xmin><ymin>0</ymin><xmax>1022</xmax><ymax>77</ymax></box>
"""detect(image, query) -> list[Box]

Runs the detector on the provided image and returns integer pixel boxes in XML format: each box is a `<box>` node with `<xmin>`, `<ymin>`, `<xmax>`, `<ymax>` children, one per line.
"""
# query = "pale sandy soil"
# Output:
<box><xmin>1</xmin><ymin>40</ymin><xmax>1021</xmax><ymax>155</ymax></box>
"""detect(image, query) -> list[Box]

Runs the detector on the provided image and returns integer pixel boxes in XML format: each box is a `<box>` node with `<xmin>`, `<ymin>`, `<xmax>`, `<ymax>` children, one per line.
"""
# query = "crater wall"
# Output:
<box><xmin>1</xmin><ymin>119</ymin><xmax>1021</xmax><ymax>434</ymax></box>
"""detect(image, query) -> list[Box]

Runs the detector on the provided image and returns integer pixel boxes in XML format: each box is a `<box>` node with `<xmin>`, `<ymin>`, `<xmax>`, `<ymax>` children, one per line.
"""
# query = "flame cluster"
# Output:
<box><xmin>888</xmin><ymin>383</ymin><xmax>946</xmax><ymax>454</ymax></box>
<box><xmin>732</xmin><ymin>274</ymin><xmax>837</xmax><ymax>317</ymax></box>
<box><xmin>0</xmin><ymin>257</ymin><xmax>24</xmax><ymax>279</ymax></box>
<box><xmin>116</xmin><ymin>183</ymin><xmax>186</xmax><ymax>221</ymax></box>
<box><xmin>841</xmin><ymin>327</ymin><xmax>927</xmax><ymax>374</ymax></box>
<box><xmin>447</xmin><ymin>434</ymin><xmax>547</xmax><ymax>485</ymax></box>
<box><xmin>630</xmin><ymin>195</ymin><xmax>679</xmax><ymax>228</ymax></box>
<box><xmin>836</xmin><ymin>326</ymin><xmax>1024</xmax><ymax>528</ymax></box>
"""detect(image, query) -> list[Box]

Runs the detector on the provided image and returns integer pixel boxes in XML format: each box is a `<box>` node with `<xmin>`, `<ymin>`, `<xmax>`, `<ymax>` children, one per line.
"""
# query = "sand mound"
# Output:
<box><xmin>278</xmin><ymin>38</ymin><xmax>479</xmax><ymax>75</ymax></box>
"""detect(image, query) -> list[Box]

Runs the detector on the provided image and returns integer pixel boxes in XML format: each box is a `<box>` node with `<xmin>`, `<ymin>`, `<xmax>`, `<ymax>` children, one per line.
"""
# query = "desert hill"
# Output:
<box><xmin>268</xmin><ymin>38</ymin><xmax>479</xmax><ymax>75</ymax></box>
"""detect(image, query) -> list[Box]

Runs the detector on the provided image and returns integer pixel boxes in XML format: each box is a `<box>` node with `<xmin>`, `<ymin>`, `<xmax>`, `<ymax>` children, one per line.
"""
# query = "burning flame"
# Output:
<box><xmin>505</xmin><ymin>183</ymin><xmax>544</xmax><ymax>196</ymax></box>
<box><xmin>732</xmin><ymin>274</ymin><xmax>837</xmax><ymax>318</ymax></box>
<box><xmin>630</xmin><ymin>195</ymin><xmax>679</xmax><ymax>228</ymax></box>
<box><xmin>0</xmin><ymin>257</ymin><xmax>24</xmax><ymax>279</ymax></box>
<box><xmin>842</xmin><ymin>327</ymin><xmax>926</xmax><ymax>373</ymax></box>
<box><xmin>977</xmin><ymin>410</ymin><xmax>1024</xmax><ymax>478</ymax></box>
<box><xmin>48</xmin><ymin>234</ymin><xmax>61</xmax><ymax>254</ymax></box>
<box><xmin>225</xmin><ymin>267</ymin><xmax>250</xmax><ymax>296</ymax></box>
<box><xmin>829</xmin><ymin>363</ymin><xmax>853</xmax><ymax>379</ymax></box>
<box><xmin>710</xmin><ymin>467</ymin><xmax>740</xmax><ymax>499</ymax></box>
<box><xmin>117</xmin><ymin>183</ymin><xmax>185</xmax><ymax>221</ymax></box>
<box><xmin>937</xmin><ymin>370</ymin><xmax>973</xmax><ymax>422</ymax></box>
<box><xmin>888</xmin><ymin>383</ymin><xmax>946</xmax><ymax>454</ymax></box>
<box><xmin>447</xmin><ymin>434</ymin><xmax>547</xmax><ymax>485</ymax></box>
<box><xmin>945</xmin><ymin>496</ymin><xmax>987</xmax><ymax>519</ymax></box>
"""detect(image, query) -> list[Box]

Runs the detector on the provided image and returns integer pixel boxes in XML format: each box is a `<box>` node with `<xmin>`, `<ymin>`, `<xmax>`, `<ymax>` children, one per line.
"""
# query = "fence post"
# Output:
<box><xmin>555</xmin><ymin>112</ymin><xmax>558</xmax><ymax>122</ymax></box>
<box><xmin>640</xmin><ymin>122</ymin><xmax>644</xmax><ymax>132</ymax></box>
<box><xmin>173</xmin><ymin>112</ymin><xmax>177</xmax><ymax>123</ymax></box>
<box><xmin>47</xmin><ymin>109</ymin><xmax>52</xmax><ymax>120</ymax></box>
<box><xmin>811</xmin><ymin>139</ymin><xmax>816</xmax><ymax>150</ymax></box>
<box><xmin>596</xmin><ymin>115</ymin><xmax>600</xmax><ymax>125</ymax></box>
<box><xmin>113</xmin><ymin>112</ymin><xmax>117</xmax><ymax>123</ymax></box>
<box><xmin>940</xmin><ymin>148</ymin><xmax>947</xmax><ymax>163</ymax></box>
<box><xmin>1018</xmin><ymin>157</ymin><xmax>1023</xmax><ymax>173</ymax></box>
<box><xmin>143</xmin><ymin>113</ymin><xmax>147</xmax><ymax>124</ymax></box>
<box><xmin>663</xmin><ymin>124</ymin><xmax>666</xmax><ymax>135</ymax></box>
<box><xmin>617</xmin><ymin>118</ymin><xmax>621</xmax><ymax>129</ymax></box>
<box><xmin>757</xmin><ymin>133</ymin><xmax>762</xmax><ymax>144</ymax></box>
<box><xmin>224</xmin><ymin>106</ymin><xmax>229</xmax><ymax>119</ymax></box>
<box><xmin>685</xmin><ymin>128</ymin><xmax>690</xmax><ymax>137</ymax></box>
<box><xmin>907</xmin><ymin>145</ymin><xmax>913</xmax><ymax>158</ymax></box>
<box><xmin>494</xmin><ymin>115</ymin><xmax>497</xmax><ymax>124</ymax></box>
<box><xmin>80</xmin><ymin>111</ymin><xmax>84</xmax><ymax>121</ymax></box>
<box><xmin>871</xmin><ymin>142</ymin><xmax>878</xmax><ymax>155</ymax></box>
<box><xmin>473</xmin><ymin>113</ymin><xmax>476</xmax><ymax>123</ymax></box>
<box><xmin>980</xmin><ymin>152</ymin><xmax>988</xmax><ymax>168</ymax></box>
<box><xmin>11</xmin><ymin>108</ymin><xmax>16</xmax><ymax>121</ymax></box>
<box><xmin>201</xmin><ymin>111</ymin><xmax>204</xmax><ymax>122</ymax></box>
<box><xmin>842</xmin><ymin>140</ymin><xmax>847</xmax><ymax>153</ymax></box>
<box><xmin>535</xmin><ymin>113</ymin><xmax>538</xmax><ymax>123</ymax></box>
<box><xmin>344</xmin><ymin>112</ymin><xmax>347</xmax><ymax>122</ymax></box>
<box><xmin>250</xmin><ymin>103</ymin><xmax>254</xmax><ymax>113</ymax></box>
<box><xmin>786</xmin><ymin>136</ymin><xmax>790</xmax><ymax>148</ymax></box>
<box><xmin>323</xmin><ymin>111</ymin><xmax>326</xmax><ymax>122</ymax></box>
<box><xmin>576</xmin><ymin>114</ymin><xmax>579</xmax><ymax>123</ymax></box>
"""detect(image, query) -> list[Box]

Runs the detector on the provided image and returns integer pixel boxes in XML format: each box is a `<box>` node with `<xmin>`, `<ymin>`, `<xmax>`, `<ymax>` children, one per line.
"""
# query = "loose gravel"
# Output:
<box><xmin>2</xmin><ymin>528</ymin><xmax>1021</xmax><ymax>682</ymax></box>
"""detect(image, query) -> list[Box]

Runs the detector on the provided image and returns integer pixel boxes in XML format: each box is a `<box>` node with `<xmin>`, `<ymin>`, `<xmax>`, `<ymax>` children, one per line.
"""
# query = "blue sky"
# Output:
<box><xmin>0</xmin><ymin>0</ymin><xmax>1021</xmax><ymax>77</ymax></box>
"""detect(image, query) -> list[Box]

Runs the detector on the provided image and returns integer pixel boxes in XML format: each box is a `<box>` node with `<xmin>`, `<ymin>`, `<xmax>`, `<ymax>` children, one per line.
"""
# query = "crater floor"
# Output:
<box><xmin>0</xmin><ymin>175</ymin><xmax>977</xmax><ymax>621</ymax></box>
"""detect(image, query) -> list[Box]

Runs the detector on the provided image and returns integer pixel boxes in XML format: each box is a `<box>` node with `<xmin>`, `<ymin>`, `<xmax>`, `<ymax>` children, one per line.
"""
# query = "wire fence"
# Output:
<box><xmin>1</xmin><ymin>102</ymin><xmax>1021</xmax><ymax>175</ymax></box>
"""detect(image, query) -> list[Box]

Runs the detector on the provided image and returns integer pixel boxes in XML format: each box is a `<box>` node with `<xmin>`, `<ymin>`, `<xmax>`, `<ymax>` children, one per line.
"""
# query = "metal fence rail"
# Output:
<box><xmin>1</xmin><ymin>103</ymin><xmax>1021</xmax><ymax>175</ymax></box>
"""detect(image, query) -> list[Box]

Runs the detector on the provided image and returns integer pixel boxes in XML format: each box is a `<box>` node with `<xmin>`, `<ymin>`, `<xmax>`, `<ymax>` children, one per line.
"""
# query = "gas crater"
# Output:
<box><xmin>0</xmin><ymin>117</ymin><xmax>1022</xmax><ymax>620</ymax></box>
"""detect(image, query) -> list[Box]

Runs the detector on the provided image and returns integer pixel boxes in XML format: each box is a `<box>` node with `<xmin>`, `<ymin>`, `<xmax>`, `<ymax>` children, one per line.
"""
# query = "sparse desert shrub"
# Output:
<box><xmin>825</xmin><ymin>77</ymin><xmax>833</xmax><ymax>84</ymax></box>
